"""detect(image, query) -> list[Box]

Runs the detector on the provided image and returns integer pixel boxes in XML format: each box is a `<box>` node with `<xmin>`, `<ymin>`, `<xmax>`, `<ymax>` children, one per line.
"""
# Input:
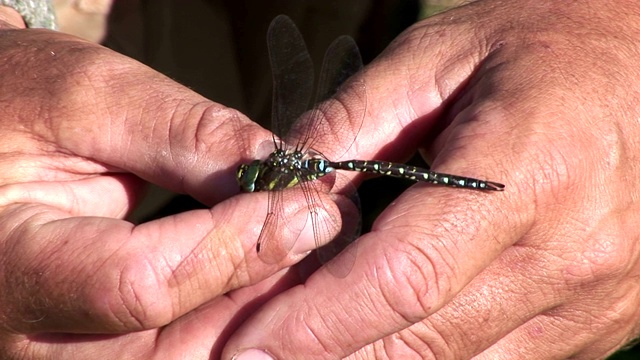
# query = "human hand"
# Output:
<box><xmin>224</xmin><ymin>0</ymin><xmax>640</xmax><ymax>358</ymax></box>
<box><xmin>0</xmin><ymin>9</ymin><xmax>333</xmax><ymax>359</ymax></box>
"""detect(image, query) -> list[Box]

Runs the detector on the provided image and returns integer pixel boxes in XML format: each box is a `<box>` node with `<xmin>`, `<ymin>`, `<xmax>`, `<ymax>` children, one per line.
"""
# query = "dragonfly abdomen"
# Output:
<box><xmin>331</xmin><ymin>160</ymin><xmax>505</xmax><ymax>191</ymax></box>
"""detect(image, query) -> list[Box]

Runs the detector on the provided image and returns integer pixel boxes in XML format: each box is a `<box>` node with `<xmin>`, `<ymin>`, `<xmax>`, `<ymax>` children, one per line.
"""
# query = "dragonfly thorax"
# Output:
<box><xmin>236</xmin><ymin>149</ymin><xmax>335</xmax><ymax>193</ymax></box>
<box><xmin>236</xmin><ymin>160</ymin><xmax>262</xmax><ymax>193</ymax></box>
<box><xmin>265</xmin><ymin>148</ymin><xmax>303</xmax><ymax>170</ymax></box>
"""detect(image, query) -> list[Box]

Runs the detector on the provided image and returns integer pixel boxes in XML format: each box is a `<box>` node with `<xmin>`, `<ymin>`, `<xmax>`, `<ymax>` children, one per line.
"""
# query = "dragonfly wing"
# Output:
<box><xmin>295</xmin><ymin>36</ymin><xmax>366</xmax><ymax>158</ymax></box>
<box><xmin>314</xmin><ymin>172</ymin><xmax>361</xmax><ymax>278</ymax></box>
<box><xmin>261</xmin><ymin>15</ymin><xmax>365</xmax><ymax>277</ymax></box>
<box><xmin>257</xmin><ymin>184</ymin><xmax>313</xmax><ymax>264</ymax></box>
<box><xmin>256</xmin><ymin>188</ymin><xmax>287</xmax><ymax>264</ymax></box>
<box><xmin>315</xmin><ymin>36</ymin><xmax>364</xmax><ymax>103</ymax></box>
<box><xmin>257</xmin><ymin>15</ymin><xmax>315</xmax><ymax>264</ymax></box>
<box><xmin>268</xmin><ymin>15</ymin><xmax>314</xmax><ymax>142</ymax></box>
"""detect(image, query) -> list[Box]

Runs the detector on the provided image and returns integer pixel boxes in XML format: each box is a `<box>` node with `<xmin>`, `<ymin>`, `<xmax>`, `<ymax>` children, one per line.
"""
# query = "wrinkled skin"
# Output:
<box><xmin>0</xmin><ymin>5</ymin><xmax>327</xmax><ymax>359</ymax></box>
<box><xmin>225</xmin><ymin>0</ymin><xmax>640</xmax><ymax>359</ymax></box>
<box><xmin>2</xmin><ymin>0</ymin><xmax>640</xmax><ymax>359</ymax></box>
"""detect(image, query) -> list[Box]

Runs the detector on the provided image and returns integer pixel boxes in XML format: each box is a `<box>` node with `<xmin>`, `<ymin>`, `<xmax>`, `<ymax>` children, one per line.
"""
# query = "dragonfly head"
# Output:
<box><xmin>236</xmin><ymin>160</ymin><xmax>262</xmax><ymax>193</ymax></box>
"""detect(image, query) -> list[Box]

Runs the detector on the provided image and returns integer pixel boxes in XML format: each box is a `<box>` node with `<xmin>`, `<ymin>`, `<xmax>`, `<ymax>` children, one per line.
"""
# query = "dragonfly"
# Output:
<box><xmin>237</xmin><ymin>15</ymin><xmax>504</xmax><ymax>276</ymax></box>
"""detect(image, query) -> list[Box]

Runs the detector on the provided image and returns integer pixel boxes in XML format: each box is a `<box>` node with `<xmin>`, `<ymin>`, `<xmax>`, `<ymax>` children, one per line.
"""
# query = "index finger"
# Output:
<box><xmin>0</xmin><ymin>30</ymin><xmax>265</xmax><ymax>205</ymax></box>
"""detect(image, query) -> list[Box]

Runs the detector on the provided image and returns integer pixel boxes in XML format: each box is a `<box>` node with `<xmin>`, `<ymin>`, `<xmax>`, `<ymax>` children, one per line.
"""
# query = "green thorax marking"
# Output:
<box><xmin>237</xmin><ymin>150</ymin><xmax>334</xmax><ymax>193</ymax></box>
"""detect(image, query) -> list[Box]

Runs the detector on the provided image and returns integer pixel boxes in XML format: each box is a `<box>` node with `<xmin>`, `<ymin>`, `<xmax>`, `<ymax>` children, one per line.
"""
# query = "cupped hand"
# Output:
<box><xmin>0</xmin><ymin>9</ymin><xmax>331</xmax><ymax>359</ymax></box>
<box><xmin>225</xmin><ymin>1</ymin><xmax>640</xmax><ymax>358</ymax></box>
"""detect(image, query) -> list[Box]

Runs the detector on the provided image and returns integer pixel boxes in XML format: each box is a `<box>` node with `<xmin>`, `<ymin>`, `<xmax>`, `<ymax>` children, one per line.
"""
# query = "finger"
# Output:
<box><xmin>0</xmin><ymin>30</ymin><xmax>270</xmax><ymax>205</ymax></box>
<box><xmin>0</xmin><ymin>183</ymin><xmax>338</xmax><ymax>335</ymax></box>
<box><xmin>343</xmin><ymin>244</ymin><xmax>571</xmax><ymax>359</ymax></box>
<box><xmin>16</xmin><ymin>269</ymin><xmax>300</xmax><ymax>359</ymax></box>
<box><xmin>310</xmin><ymin>12</ymin><xmax>493</xmax><ymax>165</ymax></box>
<box><xmin>0</xmin><ymin>174</ymin><xmax>145</xmax><ymax>218</ymax></box>
<box><xmin>223</xmin><ymin>173</ymin><xmax>521</xmax><ymax>360</ymax></box>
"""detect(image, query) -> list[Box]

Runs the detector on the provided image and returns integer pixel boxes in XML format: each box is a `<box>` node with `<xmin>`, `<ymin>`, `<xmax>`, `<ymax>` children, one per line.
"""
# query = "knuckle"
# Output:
<box><xmin>360</xmin><ymin>321</ymin><xmax>459</xmax><ymax>360</ymax></box>
<box><xmin>562</xmin><ymin>216</ymin><xmax>635</xmax><ymax>287</ymax></box>
<box><xmin>377</xmin><ymin>238</ymin><xmax>456</xmax><ymax>323</ymax></box>
<box><xmin>87</xmin><ymin>254</ymin><xmax>174</xmax><ymax>330</ymax></box>
<box><xmin>382</xmin><ymin>326</ymin><xmax>440</xmax><ymax>360</ymax></box>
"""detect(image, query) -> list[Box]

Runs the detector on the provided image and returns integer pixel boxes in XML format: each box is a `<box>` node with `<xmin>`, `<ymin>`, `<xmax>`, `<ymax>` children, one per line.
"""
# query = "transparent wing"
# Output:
<box><xmin>258</xmin><ymin>15</ymin><xmax>365</xmax><ymax>277</ymax></box>
<box><xmin>267</xmin><ymin>15</ymin><xmax>314</xmax><ymax>144</ymax></box>
<box><xmin>256</xmin><ymin>168</ymin><xmax>347</xmax><ymax>265</ymax></box>
<box><xmin>298</xmin><ymin>34</ymin><xmax>365</xmax><ymax>276</ymax></box>
<box><xmin>257</xmin><ymin>184</ymin><xmax>308</xmax><ymax>264</ymax></box>
<box><xmin>288</xmin><ymin>35</ymin><xmax>366</xmax><ymax>158</ymax></box>
<box><xmin>257</xmin><ymin>169</ymin><xmax>358</xmax><ymax>277</ymax></box>
<box><xmin>315</xmin><ymin>172</ymin><xmax>361</xmax><ymax>278</ymax></box>
<box><xmin>316</xmin><ymin>36</ymin><xmax>364</xmax><ymax>104</ymax></box>
<box><xmin>257</xmin><ymin>15</ymin><xmax>315</xmax><ymax>265</ymax></box>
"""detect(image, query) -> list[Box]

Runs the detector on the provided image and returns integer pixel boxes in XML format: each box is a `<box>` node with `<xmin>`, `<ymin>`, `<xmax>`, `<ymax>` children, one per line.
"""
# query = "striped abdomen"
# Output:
<box><xmin>330</xmin><ymin>160</ymin><xmax>504</xmax><ymax>191</ymax></box>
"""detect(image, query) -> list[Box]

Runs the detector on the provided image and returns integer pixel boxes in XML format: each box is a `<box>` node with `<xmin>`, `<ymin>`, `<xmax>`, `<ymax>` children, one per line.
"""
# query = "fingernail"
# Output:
<box><xmin>290</xmin><ymin>208</ymin><xmax>318</xmax><ymax>255</ymax></box>
<box><xmin>290</xmin><ymin>204</ymin><xmax>341</xmax><ymax>255</ymax></box>
<box><xmin>233</xmin><ymin>348</ymin><xmax>275</xmax><ymax>360</ymax></box>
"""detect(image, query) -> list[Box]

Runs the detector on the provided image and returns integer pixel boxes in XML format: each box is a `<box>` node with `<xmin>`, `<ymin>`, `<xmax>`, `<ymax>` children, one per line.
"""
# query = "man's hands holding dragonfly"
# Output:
<box><xmin>2</xmin><ymin>0</ymin><xmax>640</xmax><ymax>359</ymax></box>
